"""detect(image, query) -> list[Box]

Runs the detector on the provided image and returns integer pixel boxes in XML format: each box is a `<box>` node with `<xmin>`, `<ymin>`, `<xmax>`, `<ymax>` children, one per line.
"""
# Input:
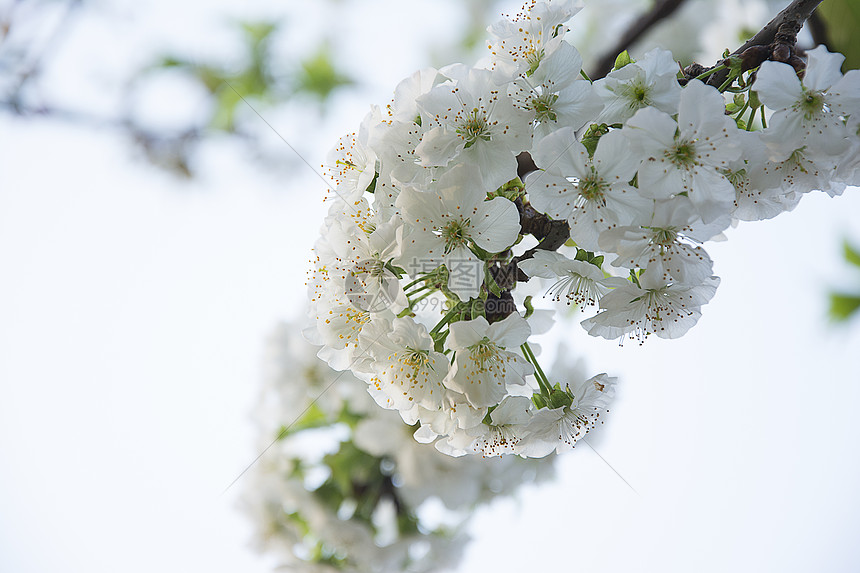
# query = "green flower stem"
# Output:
<box><xmin>718</xmin><ymin>73</ymin><xmax>739</xmax><ymax>93</ymax></box>
<box><xmin>760</xmin><ymin>105</ymin><xmax>768</xmax><ymax>129</ymax></box>
<box><xmin>521</xmin><ymin>342</ymin><xmax>551</xmax><ymax>394</ymax></box>
<box><xmin>402</xmin><ymin>275</ymin><xmax>430</xmax><ymax>291</ymax></box>
<box><xmin>405</xmin><ymin>283</ymin><xmax>433</xmax><ymax>297</ymax></box>
<box><xmin>693</xmin><ymin>64</ymin><xmax>726</xmax><ymax>81</ymax></box>
<box><xmin>408</xmin><ymin>290</ymin><xmax>435</xmax><ymax>308</ymax></box>
<box><xmin>429</xmin><ymin>305</ymin><xmax>461</xmax><ymax>338</ymax></box>
<box><xmin>746</xmin><ymin>105</ymin><xmax>758</xmax><ymax>131</ymax></box>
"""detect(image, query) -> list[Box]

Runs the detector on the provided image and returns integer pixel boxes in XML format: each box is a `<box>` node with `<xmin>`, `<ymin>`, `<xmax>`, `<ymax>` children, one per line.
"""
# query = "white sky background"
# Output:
<box><xmin>1</xmin><ymin>1</ymin><xmax>859</xmax><ymax>572</ymax></box>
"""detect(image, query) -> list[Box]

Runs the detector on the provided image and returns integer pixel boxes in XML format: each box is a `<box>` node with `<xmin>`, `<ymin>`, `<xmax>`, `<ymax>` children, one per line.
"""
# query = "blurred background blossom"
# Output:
<box><xmin>2</xmin><ymin>0</ymin><xmax>860</xmax><ymax>571</ymax></box>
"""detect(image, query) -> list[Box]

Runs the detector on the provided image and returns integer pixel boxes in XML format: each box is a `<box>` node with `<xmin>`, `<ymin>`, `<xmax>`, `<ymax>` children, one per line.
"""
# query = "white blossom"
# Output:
<box><xmin>510</xmin><ymin>41</ymin><xmax>604</xmax><ymax>139</ymax></box>
<box><xmin>415</xmin><ymin>64</ymin><xmax>533</xmax><ymax>191</ymax></box>
<box><xmin>526</xmin><ymin>127</ymin><xmax>651</xmax><ymax>250</ymax></box>
<box><xmin>395</xmin><ymin>166</ymin><xmax>520</xmax><ymax>301</ymax></box>
<box><xmin>445</xmin><ymin>314</ymin><xmax>534</xmax><ymax>408</ymax></box>
<box><xmin>582</xmin><ymin>272</ymin><xmax>719</xmax><ymax>342</ymax></box>
<box><xmin>756</xmin><ymin>46</ymin><xmax>860</xmax><ymax>162</ymax></box>
<box><xmin>518</xmin><ymin>250</ymin><xmax>625</xmax><ymax>307</ymax></box>
<box><xmin>518</xmin><ymin>374</ymin><xmax>616</xmax><ymax>457</ymax></box>
<box><xmin>593</xmin><ymin>48</ymin><xmax>682</xmax><ymax>125</ymax></box>
<box><xmin>487</xmin><ymin>0</ymin><xmax>582</xmax><ymax>82</ymax></box>
<box><xmin>624</xmin><ymin>79</ymin><xmax>741</xmax><ymax>223</ymax></box>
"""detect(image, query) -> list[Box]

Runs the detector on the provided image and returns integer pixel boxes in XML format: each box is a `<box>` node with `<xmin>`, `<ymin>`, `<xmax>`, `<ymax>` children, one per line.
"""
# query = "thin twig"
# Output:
<box><xmin>591</xmin><ymin>0</ymin><xmax>688</xmax><ymax>79</ymax></box>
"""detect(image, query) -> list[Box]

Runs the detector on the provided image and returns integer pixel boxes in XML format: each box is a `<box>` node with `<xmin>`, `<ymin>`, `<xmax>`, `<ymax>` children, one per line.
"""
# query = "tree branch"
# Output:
<box><xmin>704</xmin><ymin>0</ymin><xmax>824</xmax><ymax>87</ymax></box>
<box><xmin>591</xmin><ymin>0</ymin><xmax>688</xmax><ymax>79</ymax></box>
<box><xmin>497</xmin><ymin>0</ymin><xmax>827</xmax><ymax>323</ymax></box>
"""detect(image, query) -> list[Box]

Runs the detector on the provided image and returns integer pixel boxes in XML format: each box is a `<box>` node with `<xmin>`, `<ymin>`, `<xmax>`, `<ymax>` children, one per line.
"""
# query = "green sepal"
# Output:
<box><xmin>484</xmin><ymin>264</ymin><xmax>503</xmax><ymax>297</ymax></box>
<box><xmin>523</xmin><ymin>295</ymin><xmax>535</xmax><ymax>319</ymax></box>
<box><xmin>365</xmin><ymin>170</ymin><xmax>378</xmax><ymax>193</ymax></box>
<box><xmin>492</xmin><ymin>177</ymin><xmax>526</xmax><ymax>201</ymax></box>
<box><xmin>613</xmin><ymin>50</ymin><xmax>634</xmax><ymax>71</ymax></box>
<box><xmin>725</xmin><ymin>54</ymin><xmax>744</xmax><ymax>76</ymax></box>
<box><xmin>581</xmin><ymin>123</ymin><xmax>610</xmax><ymax>157</ymax></box>
<box><xmin>471</xmin><ymin>243</ymin><xmax>492</xmax><ymax>261</ymax></box>
<box><xmin>564</xmin><ymin>238</ymin><xmax>577</xmax><ymax>247</ymax></box>
<box><xmin>482</xmin><ymin>404</ymin><xmax>497</xmax><ymax>426</ymax></box>
<box><xmin>532</xmin><ymin>393</ymin><xmax>548</xmax><ymax>409</ymax></box>
<box><xmin>548</xmin><ymin>385</ymin><xmax>573</xmax><ymax>409</ymax></box>
<box><xmin>385</xmin><ymin>261</ymin><xmax>405</xmax><ymax>278</ymax></box>
<box><xmin>726</xmin><ymin>92</ymin><xmax>746</xmax><ymax>113</ymax></box>
<box><xmin>574</xmin><ymin>248</ymin><xmax>604</xmax><ymax>268</ymax></box>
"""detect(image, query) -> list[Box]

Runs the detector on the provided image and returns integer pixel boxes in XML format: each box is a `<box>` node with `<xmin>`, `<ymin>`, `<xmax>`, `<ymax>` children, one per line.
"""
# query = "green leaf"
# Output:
<box><xmin>830</xmin><ymin>293</ymin><xmax>860</xmax><ymax>321</ymax></box>
<box><xmin>818</xmin><ymin>0</ymin><xmax>860</xmax><ymax>70</ymax></box>
<box><xmin>321</xmin><ymin>441</ymin><xmax>384</xmax><ymax>502</ymax></box>
<box><xmin>294</xmin><ymin>45</ymin><xmax>354</xmax><ymax>102</ymax></box>
<box><xmin>844</xmin><ymin>241</ymin><xmax>860</xmax><ymax>267</ymax></box>
<box><xmin>613</xmin><ymin>50</ymin><xmax>634</xmax><ymax>71</ymax></box>
<box><xmin>280</xmin><ymin>401</ymin><xmax>330</xmax><ymax>435</ymax></box>
<box><xmin>484</xmin><ymin>265</ymin><xmax>503</xmax><ymax>297</ymax></box>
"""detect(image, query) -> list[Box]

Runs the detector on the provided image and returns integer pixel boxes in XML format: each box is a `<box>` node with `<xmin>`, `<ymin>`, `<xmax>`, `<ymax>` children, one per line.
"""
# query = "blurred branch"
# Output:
<box><xmin>1</xmin><ymin>9</ymin><xmax>354</xmax><ymax>178</ymax></box>
<box><xmin>3</xmin><ymin>0</ymin><xmax>82</xmax><ymax>105</ymax></box>
<box><xmin>1</xmin><ymin>100</ymin><xmax>205</xmax><ymax>177</ymax></box>
<box><xmin>591</xmin><ymin>0</ymin><xmax>688</xmax><ymax>79</ymax></box>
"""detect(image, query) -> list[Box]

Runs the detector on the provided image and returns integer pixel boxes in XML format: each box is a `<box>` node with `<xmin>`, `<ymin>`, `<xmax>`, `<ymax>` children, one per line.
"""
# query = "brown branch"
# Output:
<box><xmin>496</xmin><ymin>0</ymin><xmax>826</xmax><ymax>322</ymax></box>
<box><xmin>491</xmin><ymin>198</ymin><xmax>570</xmax><ymax>289</ymax></box>
<box><xmin>591</xmin><ymin>0</ymin><xmax>688</xmax><ymax>79</ymax></box>
<box><xmin>704</xmin><ymin>0</ymin><xmax>824</xmax><ymax>87</ymax></box>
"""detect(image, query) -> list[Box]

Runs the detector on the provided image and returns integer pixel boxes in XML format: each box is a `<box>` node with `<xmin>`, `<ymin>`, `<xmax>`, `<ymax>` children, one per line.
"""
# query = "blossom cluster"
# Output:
<box><xmin>306</xmin><ymin>0</ymin><xmax>858</xmax><ymax>457</ymax></box>
<box><xmin>243</xmin><ymin>324</ymin><xmax>554</xmax><ymax>573</ymax></box>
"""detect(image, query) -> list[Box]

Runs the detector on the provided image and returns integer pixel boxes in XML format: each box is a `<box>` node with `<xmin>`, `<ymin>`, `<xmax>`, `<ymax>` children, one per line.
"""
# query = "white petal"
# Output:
<box><xmin>415</xmin><ymin>126</ymin><xmax>464</xmax><ymax>167</ymax></box>
<box><xmin>471</xmin><ymin>197</ymin><xmax>520</xmax><ymax>252</ymax></box>
<box><xmin>755</xmin><ymin>61</ymin><xmax>802</xmax><ymax>110</ymax></box>
<box><xmin>804</xmin><ymin>45</ymin><xmax>845</xmax><ymax>92</ymax></box>
<box><xmin>486</xmin><ymin>312</ymin><xmax>531</xmax><ymax>348</ymax></box>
